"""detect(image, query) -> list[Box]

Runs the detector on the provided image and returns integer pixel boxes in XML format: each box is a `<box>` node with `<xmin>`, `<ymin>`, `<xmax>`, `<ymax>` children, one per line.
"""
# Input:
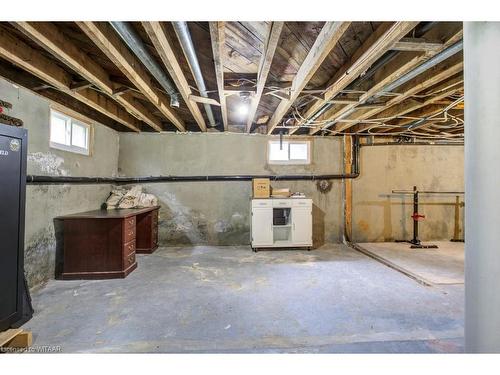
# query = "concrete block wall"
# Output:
<box><xmin>352</xmin><ymin>144</ymin><xmax>464</xmax><ymax>243</ymax></box>
<box><xmin>1</xmin><ymin>78</ymin><xmax>120</xmax><ymax>289</ymax></box>
<box><xmin>118</xmin><ymin>132</ymin><xmax>345</xmax><ymax>246</ymax></box>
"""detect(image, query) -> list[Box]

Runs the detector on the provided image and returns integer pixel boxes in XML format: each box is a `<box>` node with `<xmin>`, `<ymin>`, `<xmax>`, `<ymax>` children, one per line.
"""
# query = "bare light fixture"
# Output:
<box><xmin>237</xmin><ymin>91</ymin><xmax>251</xmax><ymax>117</ymax></box>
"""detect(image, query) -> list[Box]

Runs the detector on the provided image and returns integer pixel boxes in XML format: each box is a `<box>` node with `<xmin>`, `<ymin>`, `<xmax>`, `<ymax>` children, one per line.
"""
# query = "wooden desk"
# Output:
<box><xmin>56</xmin><ymin>206</ymin><xmax>159</xmax><ymax>280</ymax></box>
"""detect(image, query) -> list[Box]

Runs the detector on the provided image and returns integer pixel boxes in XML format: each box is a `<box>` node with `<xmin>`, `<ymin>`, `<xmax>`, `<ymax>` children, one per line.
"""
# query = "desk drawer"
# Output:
<box><xmin>125</xmin><ymin>216</ymin><xmax>136</xmax><ymax>230</ymax></box>
<box><xmin>123</xmin><ymin>239</ymin><xmax>136</xmax><ymax>257</ymax></box>
<box><xmin>124</xmin><ymin>252</ymin><xmax>136</xmax><ymax>268</ymax></box>
<box><xmin>123</xmin><ymin>223</ymin><xmax>136</xmax><ymax>242</ymax></box>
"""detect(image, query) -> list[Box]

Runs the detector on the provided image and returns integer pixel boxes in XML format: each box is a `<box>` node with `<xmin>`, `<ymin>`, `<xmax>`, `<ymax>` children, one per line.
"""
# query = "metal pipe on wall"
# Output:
<box><xmin>110</xmin><ymin>22</ymin><xmax>181</xmax><ymax>107</ymax></box>
<box><xmin>172</xmin><ymin>22</ymin><xmax>216</xmax><ymax>127</ymax></box>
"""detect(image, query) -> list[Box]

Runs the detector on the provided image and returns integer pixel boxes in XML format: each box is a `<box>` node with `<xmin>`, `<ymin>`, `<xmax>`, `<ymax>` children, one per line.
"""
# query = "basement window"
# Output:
<box><xmin>50</xmin><ymin>109</ymin><xmax>91</xmax><ymax>155</ymax></box>
<box><xmin>268</xmin><ymin>140</ymin><xmax>310</xmax><ymax>164</ymax></box>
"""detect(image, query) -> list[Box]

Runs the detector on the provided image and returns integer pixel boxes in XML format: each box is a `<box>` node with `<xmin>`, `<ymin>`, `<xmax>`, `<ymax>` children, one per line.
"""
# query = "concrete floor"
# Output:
<box><xmin>357</xmin><ymin>242</ymin><xmax>464</xmax><ymax>285</ymax></box>
<box><xmin>24</xmin><ymin>245</ymin><xmax>464</xmax><ymax>353</ymax></box>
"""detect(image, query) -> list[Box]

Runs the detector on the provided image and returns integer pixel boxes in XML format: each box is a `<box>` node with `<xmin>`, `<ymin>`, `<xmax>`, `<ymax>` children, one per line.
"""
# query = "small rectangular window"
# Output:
<box><xmin>50</xmin><ymin>109</ymin><xmax>91</xmax><ymax>155</ymax></box>
<box><xmin>268</xmin><ymin>140</ymin><xmax>310</xmax><ymax>164</ymax></box>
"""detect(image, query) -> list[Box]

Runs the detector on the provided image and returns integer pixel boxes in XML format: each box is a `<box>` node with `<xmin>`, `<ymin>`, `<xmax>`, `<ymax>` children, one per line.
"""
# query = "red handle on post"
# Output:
<box><xmin>411</xmin><ymin>213</ymin><xmax>425</xmax><ymax>221</ymax></box>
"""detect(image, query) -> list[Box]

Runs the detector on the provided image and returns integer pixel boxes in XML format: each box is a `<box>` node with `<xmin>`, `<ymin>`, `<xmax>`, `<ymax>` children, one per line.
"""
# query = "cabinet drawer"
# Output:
<box><xmin>292</xmin><ymin>199</ymin><xmax>312</xmax><ymax>208</ymax></box>
<box><xmin>125</xmin><ymin>216</ymin><xmax>136</xmax><ymax>230</ymax></box>
<box><xmin>252</xmin><ymin>199</ymin><xmax>272</xmax><ymax>208</ymax></box>
<box><xmin>124</xmin><ymin>252</ymin><xmax>136</xmax><ymax>268</ymax></box>
<box><xmin>123</xmin><ymin>239</ymin><xmax>136</xmax><ymax>257</ymax></box>
<box><xmin>123</xmin><ymin>224</ymin><xmax>136</xmax><ymax>242</ymax></box>
<box><xmin>273</xmin><ymin>199</ymin><xmax>292</xmax><ymax>207</ymax></box>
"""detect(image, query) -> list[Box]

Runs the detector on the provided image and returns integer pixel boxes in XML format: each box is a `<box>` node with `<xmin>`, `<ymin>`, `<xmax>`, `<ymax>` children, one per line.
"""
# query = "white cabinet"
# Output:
<box><xmin>251</xmin><ymin>204</ymin><xmax>273</xmax><ymax>246</ymax></box>
<box><xmin>251</xmin><ymin>198</ymin><xmax>312</xmax><ymax>250</ymax></box>
<box><xmin>292</xmin><ymin>207</ymin><xmax>313</xmax><ymax>245</ymax></box>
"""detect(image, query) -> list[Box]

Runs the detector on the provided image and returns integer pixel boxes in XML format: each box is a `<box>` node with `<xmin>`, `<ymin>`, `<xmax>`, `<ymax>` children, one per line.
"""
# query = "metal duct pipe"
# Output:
<box><xmin>110</xmin><ymin>22</ymin><xmax>180</xmax><ymax>107</ymax></box>
<box><xmin>376</xmin><ymin>40</ymin><xmax>463</xmax><ymax>96</ymax></box>
<box><xmin>172</xmin><ymin>22</ymin><xmax>216</xmax><ymax>127</ymax></box>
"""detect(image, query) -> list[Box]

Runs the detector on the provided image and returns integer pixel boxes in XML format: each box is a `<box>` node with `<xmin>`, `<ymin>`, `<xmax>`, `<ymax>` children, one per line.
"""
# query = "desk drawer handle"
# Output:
<box><xmin>127</xmin><ymin>254</ymin><xmax>135</xmax><ymax>265</ymax></box>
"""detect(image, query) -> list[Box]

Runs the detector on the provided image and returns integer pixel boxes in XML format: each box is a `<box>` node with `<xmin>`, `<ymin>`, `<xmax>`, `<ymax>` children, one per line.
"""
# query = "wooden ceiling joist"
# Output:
<box><xmin>294</xmin><ymin>22</ymin><xmax>419</xmax><ymax>136</ymax></box>
<box><xmin>266</xmin><ymin>21</ymin><xmax>351</xmax><ymax>135</ymax></box>
<box><xmin>347</xmin><ymin>58</ymin><xmax>463</xmax><ymax>134</ymax></box>
<box><xmin>246</xmin><ymin>21</ymin><xmax>284</xmax><ymax>133</ymax></box>
<box><xmin>321</xmin><ymin>29</ymin><xmax>463</xmax><ymax>135</ymax></box>
<box><xmin>77</xmin><ymin>22</ymin><xmax>186</xmax><ymax>132</ymax></box>
<box><xmin>13</xmin><ymin>22</ymin><xmax>162</xmax><ymax>132</ymax></box>
<box><xmin>392</xmin><ymin>37</ymin><xmax>444</xmax><ymax>52</ymax></box>
<box><xmin>363</xmin><ymin>75</ymin><xmax>463</xmax><ymax>133</ymax></box>
<box><xmin>308</xmin><ymin>31</ymin><xmax>463</xmax><ymax>136</ymax></box>
<box><xmin>142</xmin><ymin>22</ymin><xmax>207</xmax><ymax>132</ymax></box>
<box><xmin>0</xmin><ymin>27</ymin><xmax>141</xmax><ymax>131</ymax></box>
<box><xmin>209</xmin><ymin>21</ymin><xmax>228</xmax><ymax>131</ymax></box>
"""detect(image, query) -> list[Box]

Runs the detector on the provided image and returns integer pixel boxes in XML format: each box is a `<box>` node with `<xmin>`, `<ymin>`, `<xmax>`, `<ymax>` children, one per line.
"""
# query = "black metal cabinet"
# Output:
<box><xmin>0</xmin><ymin>124</ymin><xmax>27</xmax><ymax>331</ymax></box>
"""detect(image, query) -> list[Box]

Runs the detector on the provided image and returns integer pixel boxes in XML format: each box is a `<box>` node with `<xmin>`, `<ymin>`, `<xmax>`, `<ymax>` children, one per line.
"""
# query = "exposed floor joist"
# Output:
<box><xmin>77</xmin><ymin>22</ymin><xmax>186</xmax><ymax>132</ymax></box>
<box><xmin>209</xmin><ymin>21</ymin><xmax>228</xmax><ymax>131</ymax></box>
<box><xmin>0</xmin><ymin>61</ymin><xmax>133</xmax><ymax>132</ymax></box>
<box><xmin>306</xmin><ymin>30</ymin><xmax>463</xmax><ymax>136</ymax></box>
<box><xmin>0</xmin><ymin>26</ymin><xmax>141</xmax><ymax>131</ymax></box>
<box><xmin>13</xmin><ymin>22</ymin><xmax>163</xmax><ymax>132</ymax></box>
<box><xmin>294</xmin><ymin>22</ymin><xmax>419</xmax><ymax>135</ymax></box>
<box><xmin>142</xmin><ymin>22</ymin><xmax>207</xmax><ymax>132</ymax></box>
<box><xmin>348</xmin><ymin>58</ymin><xmax>463</xmax><ymax>134</ymax></box>
<box><xmin>246</xmin><ymin>22</ymin><xmax>284</xmax><ymax>133</ymax></box>
<box><xmin>267</xmin><ymin>21</ymin><xmax>351</xmax><ymax>134</ymax></box>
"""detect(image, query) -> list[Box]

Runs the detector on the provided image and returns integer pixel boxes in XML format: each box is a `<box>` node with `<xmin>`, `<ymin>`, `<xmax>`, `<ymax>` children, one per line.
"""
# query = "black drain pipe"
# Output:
<box><xmin>26</xmin><ymin>138</ymin><xmax>361</xmax><ymax>185</ymax></box>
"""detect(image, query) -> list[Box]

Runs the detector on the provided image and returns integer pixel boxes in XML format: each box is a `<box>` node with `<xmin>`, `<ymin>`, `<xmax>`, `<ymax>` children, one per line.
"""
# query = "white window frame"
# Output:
<box><xmin>49</xmin><ymin>109</ymin><xmax>91</xmax><ymax>156</ymax></box>
<box><xmin>267</xmin><ymin>140</ymin><xmax>311</xmax><ymax>165</ymax></box>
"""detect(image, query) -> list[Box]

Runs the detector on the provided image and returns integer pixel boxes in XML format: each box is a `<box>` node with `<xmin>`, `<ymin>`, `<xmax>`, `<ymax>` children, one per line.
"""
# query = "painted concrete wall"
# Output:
<box><xmin>118</xmin><ymin>132</ymin><xmax>345</xmax><ymax>246</ymax></box>
<box><xmin>1</xmin><ymin>78</ymin><xmax>119</xmax><ymax>288</ymax></box>
<box><xmin>352</xmin><ymin>145</ymin><xmax>464</xmax><ymax>242</ymax></box>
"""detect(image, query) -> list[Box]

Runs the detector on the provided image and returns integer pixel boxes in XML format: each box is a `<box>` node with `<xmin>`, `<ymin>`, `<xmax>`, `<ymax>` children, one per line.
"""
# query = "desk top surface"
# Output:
<box><xmin>56</xmin><ymin>206</ymin><xmax>160</xmax><ymax>220</ymax></box>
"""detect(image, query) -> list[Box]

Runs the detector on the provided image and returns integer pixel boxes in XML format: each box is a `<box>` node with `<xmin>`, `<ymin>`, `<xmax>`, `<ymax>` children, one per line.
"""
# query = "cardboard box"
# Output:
<box><xmin>271</xmin><ymin>188</ymin><xmax>291</xmax><ymax>198</ymax></box>
<box><xmin>252</xmin><ymin>178</ymin><xmax>270</xmax><ymax>198</ymax></box>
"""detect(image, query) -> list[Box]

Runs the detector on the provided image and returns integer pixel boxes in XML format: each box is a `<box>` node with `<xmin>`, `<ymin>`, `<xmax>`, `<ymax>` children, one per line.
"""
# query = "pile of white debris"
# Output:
<box><xmin>104</xmin><ymin>186</ymin><xmax>158</xmax><ymax>209</ymax></box>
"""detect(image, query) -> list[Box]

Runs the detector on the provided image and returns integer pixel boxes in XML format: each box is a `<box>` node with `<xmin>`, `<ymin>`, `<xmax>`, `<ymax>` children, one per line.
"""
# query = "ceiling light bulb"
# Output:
<box><xmin>237</xmin><ymin>104</ymin><xmax>249</xmax><ymax>116</ymax></box>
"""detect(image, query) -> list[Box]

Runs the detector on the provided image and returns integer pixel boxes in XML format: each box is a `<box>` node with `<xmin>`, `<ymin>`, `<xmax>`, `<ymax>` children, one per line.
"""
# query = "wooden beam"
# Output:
<box><xmin>0</xmin><ymin>61</ymin><xmax>132</xmax><ymax>132</ymax></box>
<box><xmin>70</xmin><ymin>80</ymin><xmax>93</xmax><ymax>91</ymax></box>
<box><xmin>77</xmin><ymin>22</ymin><xmax>185</xmax><ymax>131</ymax></box>
<box><xmin>209</xmin><ymin>21</ymin><xmax>228</xmax><ymax>131</ymax></box>
<box><xmin>142</xmin><ymin>22</ymin><xmax>207</xmax><ymax>131</ymax></box>
<box><xmin>347</xmin><ymin>59</ymin><xmax>463</xmax><ymax>134</ymax></box>
<box><xmin>392</xmin><ymin>37</ymin><xmax>444</xmax><ymax>52</ymax></box>
<box><xmin>363</xmin><ymin>76</ymin><xmax>463</xmax><ymax>133</ymax></box>
<box><xmin>298</xmin><ymin>22</ymin><xmax>418</xmax><ymax>135</ymax></box>
<box><xmin>323</xmin><ymin>29</ymin><xmax>463</xmax><ymax>135</ymax></box>
<box><xmin>246</xmin><ymin>22</ymin><xmax>284</xmax><ymax>133</ymax></box>
<box><xmin>266</xmin><ymin>21</ymin><xmax>351</xmax><ymax>134</ymax></box>
<box><xmin>189</xmin><ymin>94</ymin><xmax>220</xmax><ymax>107</ymax></box>
<box><xmin>0</xmin><ymin>27</ymin><xmax>140</xmax><ymax>131</ymax></box>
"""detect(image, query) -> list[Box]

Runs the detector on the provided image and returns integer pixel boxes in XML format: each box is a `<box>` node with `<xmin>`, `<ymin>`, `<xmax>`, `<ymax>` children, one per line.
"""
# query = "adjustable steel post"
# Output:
<box><xmin>394</xmin><ymin>186</ymin><xmax>438</xmax><ymax>249</ymax></box>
